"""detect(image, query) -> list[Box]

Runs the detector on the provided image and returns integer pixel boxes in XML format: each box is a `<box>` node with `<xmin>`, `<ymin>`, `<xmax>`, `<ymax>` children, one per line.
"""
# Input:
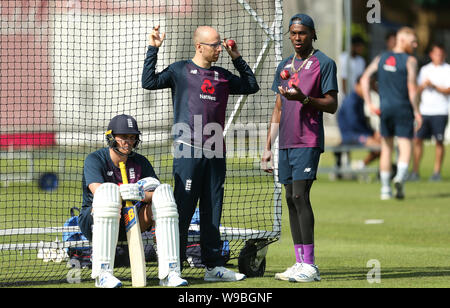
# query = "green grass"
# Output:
<box><xmin>2</xmin><ymin>144</ymin><xmax>450</xmax><ymax>288</ymax></box>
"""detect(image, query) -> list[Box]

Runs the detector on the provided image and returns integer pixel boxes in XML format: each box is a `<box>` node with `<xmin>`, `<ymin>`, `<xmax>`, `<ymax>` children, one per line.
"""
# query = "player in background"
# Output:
<box><xmin>337</xmin><ymin>77</ymin><xmax>381</xmax><ymax>168</ymax></box>
<box><xmin>339</xmin><ymin>35</ymin><xmax>366</xmax><ymax>97</ymax></box>
<box><xmin>262</xmin><ymin>13</ymin><xmax>338</xmax><ymax>283</ymax></box>
<box><xmin>385</xmin><ymin>31</ymin><xmax>397</xmax><ymax>52</ymax></box>
<box><xmin>142</xmin><ymin>25</ymin><xmax>259</xmax><ymax>282</ymax></box>
<box><xmin>361</xmin><ymin>27</ymin><xmax>422</xmax><ymax>200</ymax></box>
<box><xmin>410</xmin><ymin>43</ymin><xmax>450</xmax><ymax>182</ymax></box>
<box><xmin>78</xmin><ymin>114</ymin><xmax>187</xmax><ymax>288</ymax></box>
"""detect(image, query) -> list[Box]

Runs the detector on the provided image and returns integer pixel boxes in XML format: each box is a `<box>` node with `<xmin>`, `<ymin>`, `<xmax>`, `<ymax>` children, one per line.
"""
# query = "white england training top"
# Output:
<box><xmin>417</xmin><ymin>62</ymin><xmax>450</xmax><ymax>116</ymax></box>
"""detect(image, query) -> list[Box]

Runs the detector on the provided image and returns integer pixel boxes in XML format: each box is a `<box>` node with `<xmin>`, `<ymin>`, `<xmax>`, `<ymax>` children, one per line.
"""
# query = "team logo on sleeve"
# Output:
<box><xmin>383</xmin><ymin>56</ymin><xmax>397</xmax><ymax>72</ymax></box>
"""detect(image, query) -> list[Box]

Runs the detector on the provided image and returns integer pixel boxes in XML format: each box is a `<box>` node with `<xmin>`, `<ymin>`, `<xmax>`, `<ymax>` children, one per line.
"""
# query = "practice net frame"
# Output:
<box><xmin>0</xmin><ymin>0</ymin><xmax>283</xmax><ymax>285</ymax></box>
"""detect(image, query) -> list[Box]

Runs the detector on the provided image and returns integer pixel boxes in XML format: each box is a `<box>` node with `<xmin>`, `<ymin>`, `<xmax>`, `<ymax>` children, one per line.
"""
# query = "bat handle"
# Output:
<box><xmin>119</xmin><ymin>162</ymin><xmax>133</xmax><ymax>207</ymax></box>
<box><xmin>119</xmin><ymin>161</ymin><xmax>129</xmax><ymax>184</ymax></box>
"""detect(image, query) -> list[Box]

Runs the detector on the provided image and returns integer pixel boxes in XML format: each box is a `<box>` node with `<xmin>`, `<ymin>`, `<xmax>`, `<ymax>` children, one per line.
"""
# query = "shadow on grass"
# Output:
<box><xmin>318</xmin><ymin>267</ymin><xmax>450</xmax><ymax>281</ymax></box>
<box><xmin>420</xmin><ymin>192</ymin><xmax>450</xmax><ymax>199</ymax></box>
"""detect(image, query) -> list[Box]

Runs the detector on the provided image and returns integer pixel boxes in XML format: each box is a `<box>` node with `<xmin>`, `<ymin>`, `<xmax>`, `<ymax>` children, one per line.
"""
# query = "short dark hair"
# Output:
<box><xmin>351</xmin><ymin>35</ymin><xmax>365</xmax><ymax>45</ymax></box>
<box><xmin>385</xmin><ymin>30</ymin><xmax>396</xmax><ymax>41</ymax></box>
<box><xmin>429</xmin><ymin>42</ymin><xmax>446</xmax><ymax>53</ymax></box>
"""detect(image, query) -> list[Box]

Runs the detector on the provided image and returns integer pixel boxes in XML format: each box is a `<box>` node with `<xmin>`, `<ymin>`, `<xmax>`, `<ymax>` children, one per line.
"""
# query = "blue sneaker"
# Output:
<box><xmin>429</xmin><ymin>173</ymin><xmax>442</xmax><ymax>182</ymax></box>
<box><xmin>408</xmin><ymin>172</ymin><xmax>420</xmax><ymax>182</ymax></box>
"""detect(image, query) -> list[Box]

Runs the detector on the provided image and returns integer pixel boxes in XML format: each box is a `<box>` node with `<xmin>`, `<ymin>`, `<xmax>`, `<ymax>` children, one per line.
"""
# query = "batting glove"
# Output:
<box><xmin>137</xmin><ymin>177</ymin><xmax>161</xmax><ymax>192</ymax></box>
<box><xmin>119</xmin><ymin>183</ymin><xmax>145</xmax><ymax>201</ymax></box>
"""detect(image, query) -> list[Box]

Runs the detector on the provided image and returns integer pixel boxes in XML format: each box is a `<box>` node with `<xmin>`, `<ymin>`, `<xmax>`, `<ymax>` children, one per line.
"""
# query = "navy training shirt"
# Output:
<box><xmin>337</xmin><ymin>90</ymin><xmax>374</xmax><ymax>143</ymax></box>
<box><xmin>377</xmin><ymin>52</ymin><xmax>412</xmax><ymax>114</ymax></box>
<box><xmin>142</xmin><ymin>46</ymin><xmax>259</xmax><ymax>149</ymax></box>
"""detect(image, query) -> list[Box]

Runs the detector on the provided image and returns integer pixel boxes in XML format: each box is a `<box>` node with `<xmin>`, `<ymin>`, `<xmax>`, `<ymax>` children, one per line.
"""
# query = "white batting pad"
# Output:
<box><xmin>91</xmin><ymin>183</ymin><xmax>122</xmax><ymax>279</ymax></box>
<box><xmin>152</xmin><ymin>184</ymin><xmax>181</xmax><ymax>279</ymax></box>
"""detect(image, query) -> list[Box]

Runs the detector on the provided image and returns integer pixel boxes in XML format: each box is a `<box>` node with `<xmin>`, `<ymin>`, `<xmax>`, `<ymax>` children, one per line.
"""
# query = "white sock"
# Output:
<box><xmin>394</xmin><ymin>162</ymin><xmax>409</xmax><ymax>183</ymax></box>
<box><xmin>380</xmin><ymin>171</ymin><xmax>391</xmax><ymax>193</ymax></box>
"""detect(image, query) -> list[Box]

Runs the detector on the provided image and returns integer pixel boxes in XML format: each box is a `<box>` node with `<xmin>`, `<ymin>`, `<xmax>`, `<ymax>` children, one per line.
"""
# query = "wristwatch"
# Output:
<box><xmin>302</xmin><ymin>96</ymin><xmax>311</xmax><ymax>105</ymax></box>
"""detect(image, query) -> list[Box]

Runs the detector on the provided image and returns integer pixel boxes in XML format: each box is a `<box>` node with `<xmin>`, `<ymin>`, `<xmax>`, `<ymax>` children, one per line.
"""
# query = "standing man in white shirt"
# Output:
<box><xmin>411</xmin><ymin>43</ymin><xmax>450</xmax><ymax>181</ymax></box>
<box><xmin>340</xmin><ymin>35</ymin><xmax>366</xmax><ymax>96</ymax></box>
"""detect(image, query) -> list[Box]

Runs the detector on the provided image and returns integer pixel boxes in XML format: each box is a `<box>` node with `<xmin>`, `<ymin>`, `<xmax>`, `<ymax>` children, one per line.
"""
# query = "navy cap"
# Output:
<box><xmin>289</xmin><ymin>13</ymin><xmax>317</xmax><ymax>40</ymax></box>
<box><xmin>289</xmin><ymin>13</ymin><xmax>315</xmax><ymax>29</ymax></box>
<box><xmin>107</xmin><ymin>114</ymin><xmax>140</xmax><ymax>135</ymax></box>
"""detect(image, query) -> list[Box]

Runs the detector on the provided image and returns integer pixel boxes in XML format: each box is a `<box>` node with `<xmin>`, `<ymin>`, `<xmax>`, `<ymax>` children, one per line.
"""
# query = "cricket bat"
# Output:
<box><xmin>119</xmin><ymin>161</ymin><xmax>147</xmax><ymax>287</ymax></box>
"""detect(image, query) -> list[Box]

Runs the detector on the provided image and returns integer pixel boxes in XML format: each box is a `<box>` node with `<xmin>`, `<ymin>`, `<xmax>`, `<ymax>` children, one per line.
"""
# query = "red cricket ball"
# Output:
<box><xmin>227</xmin><ymin>39</ymin><xmax>236</xmax><ymax>48</ymax></box>
<box><xmin>280</xmin><ymin>69</ymin><xmax>290</xmax><ymax>80</ymax></box>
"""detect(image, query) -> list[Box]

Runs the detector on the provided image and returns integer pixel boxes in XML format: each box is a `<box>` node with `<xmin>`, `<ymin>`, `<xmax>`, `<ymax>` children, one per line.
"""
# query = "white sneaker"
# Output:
<box><xmin>275</xmin><ymin>263</ymin><xmax>302</xmax><ymax>281</ymax></box>
<box><xmin>380</xmin><ymin>192</ymin><xmax>392</xmax><ymax>200</ymax></box>
<box><xmin>351</xmin><ymin>160</ymin><xmax>365</xmax><ymax>170</ymax></box>
<box><xmin>204</xmin><ymin>266</ymin><xmax>246</xmax><ymax>282</ymax></box>
<box><xmin>289</xmin><ymin>263</ymin><xmax>321</xmax><ymax>283</ymax></box>
<box><xmin>380</xmin><ymin>187</ymin><xmax>392</xmax><ymax>200</ymax></box>
<box><xmin>95</xmin><ymin>271</ymin><xmax>122</xmax><ymax>288</ymax></box>
<box><xmin>160</xmin><ymin>271</ymin><xmax>188</xmax><ymax>287</ymax></box>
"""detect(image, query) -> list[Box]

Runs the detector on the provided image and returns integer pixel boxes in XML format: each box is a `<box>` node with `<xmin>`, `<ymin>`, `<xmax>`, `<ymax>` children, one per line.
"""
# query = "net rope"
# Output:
<box><xmin>0</xmin><ymin>0</ymin><xmax>282</xmax><ymax>285</ymax></box>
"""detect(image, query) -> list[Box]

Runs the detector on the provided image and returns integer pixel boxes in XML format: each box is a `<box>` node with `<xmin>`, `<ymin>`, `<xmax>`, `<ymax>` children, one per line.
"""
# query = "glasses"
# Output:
<box><xmin>199</xmin><ymin>42</ymin><xmax>222</xmax><ymax>49</ymax></box>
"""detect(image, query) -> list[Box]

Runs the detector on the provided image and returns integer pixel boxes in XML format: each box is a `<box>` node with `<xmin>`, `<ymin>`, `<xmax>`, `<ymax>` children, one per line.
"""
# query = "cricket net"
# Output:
<box><xmin>0</xmin><ymin>0</ymin><xmax>283</xmax><ymax>285</ymax></box>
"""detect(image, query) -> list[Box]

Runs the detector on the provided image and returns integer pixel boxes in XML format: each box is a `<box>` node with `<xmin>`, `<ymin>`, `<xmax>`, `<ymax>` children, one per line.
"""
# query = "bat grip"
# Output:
<box><xmin>119</xmin><ymin>161</ymin><xmax>128</xmax><ymax>184</ymax></box>
<box><xmin>119</xmin><ymin>161</ymin><xmax>133</xmax><ymax>207</ymax></box>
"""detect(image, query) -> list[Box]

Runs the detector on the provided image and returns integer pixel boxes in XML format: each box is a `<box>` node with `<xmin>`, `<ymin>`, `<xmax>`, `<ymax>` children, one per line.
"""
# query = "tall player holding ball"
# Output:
<box><xmin>262</xmin><ymin>13</ymin><xmax>338</xmax><ymax>283</ymax></box>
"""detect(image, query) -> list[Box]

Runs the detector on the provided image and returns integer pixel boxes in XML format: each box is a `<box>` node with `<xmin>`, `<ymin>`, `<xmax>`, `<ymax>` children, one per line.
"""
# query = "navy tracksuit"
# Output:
<box><xmin>142</xmin><ymin>46</ymin><xmax>259</xmax><ymax>267</ymax></box>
